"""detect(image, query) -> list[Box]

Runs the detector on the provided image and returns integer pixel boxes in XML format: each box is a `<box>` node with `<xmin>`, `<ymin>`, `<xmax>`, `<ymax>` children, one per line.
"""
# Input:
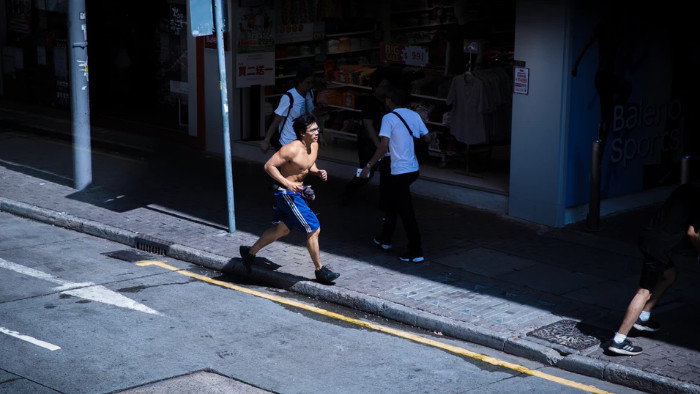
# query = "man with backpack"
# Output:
<box><xmin>260</xmin><ymin>63</ymin><xmax>316</xmax><ymax>153</ymax></box>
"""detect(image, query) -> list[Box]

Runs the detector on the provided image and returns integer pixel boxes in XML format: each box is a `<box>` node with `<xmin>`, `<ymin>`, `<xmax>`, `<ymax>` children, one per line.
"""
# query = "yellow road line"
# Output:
<box><xmin>136</xmin><ymin>260</ymin><xmax>612</xmax><ymax>394</ymax></box>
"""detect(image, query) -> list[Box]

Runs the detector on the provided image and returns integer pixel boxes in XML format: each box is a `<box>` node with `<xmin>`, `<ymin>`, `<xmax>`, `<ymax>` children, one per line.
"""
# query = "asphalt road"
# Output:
<box><xmin>0</xmin><ymin>212</ymin><xmax>643</xmax><ymax>394</ymax></box>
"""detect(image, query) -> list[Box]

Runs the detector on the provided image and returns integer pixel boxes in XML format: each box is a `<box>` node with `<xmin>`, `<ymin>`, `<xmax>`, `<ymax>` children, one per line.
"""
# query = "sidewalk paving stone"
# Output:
<box><xmin>2</xmin><ymin>104</ymin><xmax>700</xmax><ymax>393</ymax></box>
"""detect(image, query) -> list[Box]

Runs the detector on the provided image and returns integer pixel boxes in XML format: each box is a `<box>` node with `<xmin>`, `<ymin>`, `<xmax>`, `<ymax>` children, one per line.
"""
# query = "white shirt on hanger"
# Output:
<box><xmin>447</xmin><ymin>72</ymin><xmax>488</xmax><ymax>145</ymax></box>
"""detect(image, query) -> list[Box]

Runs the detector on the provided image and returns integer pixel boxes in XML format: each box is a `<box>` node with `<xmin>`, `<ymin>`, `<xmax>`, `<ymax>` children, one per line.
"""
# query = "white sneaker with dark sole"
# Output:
<box><xmin>607</xmin><ymin>339</ymin><xmax>642</xmax><ymax>355</ymax></box>
<box><xmin>373</xmin><ymin>238</ymin><xmax>392</xmax><ymax>251</ymax></box>
<box><xmin>633</xmin><ymin>317</ymin><xmax>660</xmax><ymax>332</ymax></box>
<box><xmin>399</xmin><ymin>254</ymin><xmax>424</xmax><ymax>263</ymax></box>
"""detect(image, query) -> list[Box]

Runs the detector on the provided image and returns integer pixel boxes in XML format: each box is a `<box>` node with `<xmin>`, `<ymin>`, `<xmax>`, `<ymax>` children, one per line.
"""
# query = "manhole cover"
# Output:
<box><xmin>527</xmin><ymin>319</ymin><xmax>607</xmax><ymax>350</ymax></box>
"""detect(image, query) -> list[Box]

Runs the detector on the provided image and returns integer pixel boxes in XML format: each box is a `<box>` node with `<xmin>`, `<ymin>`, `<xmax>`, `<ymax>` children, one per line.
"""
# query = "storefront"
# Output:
<box><xmin>220</xmin><ymin>0</ymin><xmax>516</xmax><ymax>213</ymax></box>
<box><xmin>205</xmin><ymin>0</ymin><xmax>698</xmax><ymax>226</ymax></box>
<box><xmin>564</xmin><ymin>0</ymin><xmax>699</xmax><ymax>223</ymax></box>
<box><xmin>2</xmin><ymin>0</ymin><xmax>695</xmax><ymax>227</ymax></box>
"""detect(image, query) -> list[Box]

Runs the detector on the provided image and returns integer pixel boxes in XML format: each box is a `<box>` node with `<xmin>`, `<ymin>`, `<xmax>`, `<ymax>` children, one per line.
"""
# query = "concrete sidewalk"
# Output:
<box><xmin>1</xmin><ymin>104</ymin><xmax>699</xmax><ymax>393</ymax></box>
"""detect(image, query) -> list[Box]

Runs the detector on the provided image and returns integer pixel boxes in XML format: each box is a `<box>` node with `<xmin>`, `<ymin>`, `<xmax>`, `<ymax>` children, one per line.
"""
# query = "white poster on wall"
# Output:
<box><xmin>514</xmin><ymin>67</ymin><xmax>529</xmax><ymax>95</ymax></box>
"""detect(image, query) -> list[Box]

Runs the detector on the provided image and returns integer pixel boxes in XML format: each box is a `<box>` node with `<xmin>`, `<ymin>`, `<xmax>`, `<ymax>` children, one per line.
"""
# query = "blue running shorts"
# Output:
<box><xmin>272</xmin><ymin>189</ymin><xmax>320</xmax><ymax>233</ymax></box>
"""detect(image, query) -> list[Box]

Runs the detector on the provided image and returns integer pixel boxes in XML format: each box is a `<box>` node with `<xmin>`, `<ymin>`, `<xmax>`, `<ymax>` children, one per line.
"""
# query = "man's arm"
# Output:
<box><xmin>263</xmin><ymin>144</ymin><xmax>303</xmax><ymax>192</ymax></box>
<box><xmin>309</xmin><ymin>163</ymin><xmax>328</xmax><ymax>181</ymax></box>
<box><xmin>261</xmin><ymin>115</ymin><xmax>283</xmax><ymax>153</ymax></box>
<box><xmin>688</xmin><ymin>225</ymin><xmax>700</xmax><ymax>254</ymax></box>
<box><xmin>362</xmin><ymin>119</ymin><xmax>381</xmax><ymax>148</ymax></box>
<box><xmin>359</xmin><ymin>136</ymin><xmax>389</xmax><ymax>178</ymax></box>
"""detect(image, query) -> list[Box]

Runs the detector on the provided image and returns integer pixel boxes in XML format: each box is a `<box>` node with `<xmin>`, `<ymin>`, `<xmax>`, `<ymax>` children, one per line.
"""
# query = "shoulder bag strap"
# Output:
<box><xmin>279</xmin><ymin>91</ymin><xmax>294</xmax><ymax>131</ymax></box>
<box><xmin>392</xmin><ymin>111</ymin><xmax>416</xmax><ymax>138</ymax></box>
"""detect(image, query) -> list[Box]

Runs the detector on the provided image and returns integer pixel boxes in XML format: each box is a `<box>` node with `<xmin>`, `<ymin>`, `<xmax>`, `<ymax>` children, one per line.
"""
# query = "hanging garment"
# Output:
<box><xmin>447</xmin><ymin>72</ymin><xmax>488</xmax><ymax>145</ymax></box>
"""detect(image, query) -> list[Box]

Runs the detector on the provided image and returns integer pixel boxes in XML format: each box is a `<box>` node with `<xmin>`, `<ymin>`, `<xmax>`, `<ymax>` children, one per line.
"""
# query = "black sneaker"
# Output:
<box><xmin>399</xmin><ymin>253</ymin><xmax>424</xmax><ymax>263</ymax></box>
<box><xmin>315</xmin><ymin>266</ymin><xmax>340</xmax><ymax>285</ymax></box>
<box><xmin>633</xmin><ymin>317</ymin><xmax>660</xmax><ymax>332</ymax></box>
<box><xmin>607</xmin><ymin>339</ymin><xmax>643</xmax><ymax>355</ymax></box>
<box><xmin>373</xmin><ymin>237</ymin><xmax>392</xmax><ymax>251</ymax></box>
<box><xmin>239</xmin><ymin>246</ymin><xmax>255</xmax><ymax>274</ymax></box>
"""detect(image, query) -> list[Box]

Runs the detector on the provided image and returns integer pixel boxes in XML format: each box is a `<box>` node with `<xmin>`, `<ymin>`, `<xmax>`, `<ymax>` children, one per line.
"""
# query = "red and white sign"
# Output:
<box><xmin>514</xmin><ymin>67</ymin><xmax>529</xmax><ymax>95</ymax></box>
<box><xmin>380</xmin><ymin>42</ymin><xmax>429</xmax><ymax>67</ymax></box>
<box><xmin>236</xmin><ymin>52</ymin><xmax>275</xmax><ymax>87</ymax></box>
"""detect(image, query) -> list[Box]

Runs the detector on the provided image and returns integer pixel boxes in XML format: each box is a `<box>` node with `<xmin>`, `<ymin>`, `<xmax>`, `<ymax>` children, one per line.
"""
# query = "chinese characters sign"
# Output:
<box><xmin>236</xmin><ymin>6</ymin><xmax>275</xmax><ymax>87</ymax></box>
<box><xmin>236</xmin><ymin>52</ymin><xmax>274</xmax><ymax>87</ymax></box>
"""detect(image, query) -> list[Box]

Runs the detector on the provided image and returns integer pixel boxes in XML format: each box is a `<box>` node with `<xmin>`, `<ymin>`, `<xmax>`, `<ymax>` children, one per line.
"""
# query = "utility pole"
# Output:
<box><xmin>68</xmin><ymin>0</ymin><xmax>92</xmax><ymax>190</ymax></box>
<box><xmin>213</xmin><ymin>0</ymin><xmax>236</xmax><ymax>232</ymax></box>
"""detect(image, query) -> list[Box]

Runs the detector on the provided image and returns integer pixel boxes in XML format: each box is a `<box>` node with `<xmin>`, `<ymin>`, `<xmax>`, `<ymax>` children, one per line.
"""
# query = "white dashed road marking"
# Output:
<box><xmin>0</xmin><ymin>326</ymin><xmax>61</xmax><ymax>351</ymax></box>
<box><xmin>0</xmin><ymin>257</ymin><xmax>160</xmax><ymax>315</ymax></box>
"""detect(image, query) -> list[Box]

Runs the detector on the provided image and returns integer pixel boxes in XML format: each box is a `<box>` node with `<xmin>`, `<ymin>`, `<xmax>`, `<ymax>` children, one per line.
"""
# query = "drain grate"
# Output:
<box><xmin>103</xmin><ymin>249</ymin><xmax>157</xmax><ymax>262</ymax></box>
<box><xmin>134</xmin><ymin>235</ymin><xmax>171</xmax><ymax>256</ymax></box>
<box><xmin>527</xmin><ymin>319</ymin><xmax>607</xmax><ymax>350</ymax></box>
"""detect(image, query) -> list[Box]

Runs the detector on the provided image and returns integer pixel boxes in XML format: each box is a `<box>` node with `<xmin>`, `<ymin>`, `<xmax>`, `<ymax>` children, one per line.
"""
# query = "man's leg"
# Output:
<box><xmin>307</xmin><ymin>227</ymin><xmax>340</xmax><ymax>284</ymax></box>
<box><xmin>250</xmin><ymin>222</ymin><xmax>290</xmax><ymax>255</ymax></box>
<box><xmin>616</xmin><ymin>288</ymin><xmax>651</xmax><ymax>337</ymax></box>
<box><xmin>607</xmin><ymin>287</ymin><xmax>649</xmax><ymax>355</ymax></box>
<box><xmin>306</xmin><ymin>227</ymin><xmax>322</xmax><ymax>270</ymax></box>
<box><xmin>632</xmin><ymin>266</ymin><xmax>676</xmax><ymax>332</ymax></box>
<box><xmin>377</xmin><ymin>158</ymin><xmax>391</xmax><ymax>212</ymax></box>
<box><xmin>643</xmin><ymin>266</ymin><xmax>676</xmax><ymax>313</ymax></box>
<box><xmin>240</xmin><ymin>221</ymin><xmax>290</xmax><ymax>273</ymax></box>
<box><xmin>608</xmin><ymin>260</ymin><xmax>672</xmax><ymax>355</ymax></box>
<box><xmin>378</xmin><ymin>174</ymin><xmax>398</xmax><ymax>244</ymax></box>
<box><xmin>394</xmin><ymin>172</ymin><xmax>422</xmax><ymax>259</ymax></box>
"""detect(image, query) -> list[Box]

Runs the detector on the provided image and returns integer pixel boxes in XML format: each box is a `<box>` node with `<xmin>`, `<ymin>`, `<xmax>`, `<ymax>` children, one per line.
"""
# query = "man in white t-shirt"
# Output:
<box><xmin>260</xmin><ymin>64</ymin><xmax>316</xmax><ymax>153</ymax></box>
<box><xmin>360</xmin><ymin>86</ymin><xmax>432</xmax><ymax>263</ymax></box>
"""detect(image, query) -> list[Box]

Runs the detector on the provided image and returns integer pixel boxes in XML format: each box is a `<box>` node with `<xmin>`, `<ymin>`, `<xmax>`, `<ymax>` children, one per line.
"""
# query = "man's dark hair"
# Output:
<box><xmin>296</xmin><ymin>61</ymin><xmax>314</xmax><ymax>85</ymax></box>
<box><xmin>385</xmin><ymin>86</ymin><xmax>407</xmax><ymax>106</ymax></box>
<box><xmin>293</xmin><ymin>114</ymin><xmax>317</xmax><ymax>140</ymax></box>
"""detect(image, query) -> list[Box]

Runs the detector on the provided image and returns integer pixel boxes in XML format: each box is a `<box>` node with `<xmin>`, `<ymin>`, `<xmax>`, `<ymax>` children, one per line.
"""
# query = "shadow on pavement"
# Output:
<box><xmin>2</xmin><ymin>111</ymin><xmax>700</xmax><ymax>360</ymax></box>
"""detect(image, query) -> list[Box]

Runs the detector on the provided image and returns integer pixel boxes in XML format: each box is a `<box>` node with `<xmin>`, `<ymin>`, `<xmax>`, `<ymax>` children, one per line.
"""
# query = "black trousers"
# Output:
<box><xmin>379</xmin><ymin>170</ymin><xmax>422</xmax><ymax>255</ymax></box>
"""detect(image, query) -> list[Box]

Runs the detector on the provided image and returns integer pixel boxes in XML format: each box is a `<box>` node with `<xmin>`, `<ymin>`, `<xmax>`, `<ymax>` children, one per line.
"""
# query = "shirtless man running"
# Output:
<box><xmin>240</xmin><ymin>114</ymin><xmax>340</xmax><ymax>285</ymax></box>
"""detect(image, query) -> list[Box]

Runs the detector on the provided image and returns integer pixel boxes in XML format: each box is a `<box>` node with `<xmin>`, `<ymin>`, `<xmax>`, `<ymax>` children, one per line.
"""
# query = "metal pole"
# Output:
<box><xmin>213</xmin><ymin>0</ymin><xmax>236</xmax><ymax>232</ymax></box>
<box><xmin>68</xmin><ymin>0</ymin><xmax>92</xmax><ymax>190</ymax></box>
<box><xmin>681</xmin><ymin>155</ymin><xmax>691</xmax><ymax>185</ymax></box>
<box><xmin>587</xmin><ymin>139</ymin><xmax>603</xmax><ymax>231</ymax></box>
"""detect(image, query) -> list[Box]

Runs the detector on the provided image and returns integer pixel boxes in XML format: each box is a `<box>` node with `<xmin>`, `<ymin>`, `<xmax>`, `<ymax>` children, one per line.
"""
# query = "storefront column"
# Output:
<box><xmin>508</xmin><ymin>0</ymin><xmax>573</xmax><ymax>227</ymax></box>
<box><xmin>0</xmin><ymin>0</ymin><xmax>6</xmax><ymax>96</ymax></box>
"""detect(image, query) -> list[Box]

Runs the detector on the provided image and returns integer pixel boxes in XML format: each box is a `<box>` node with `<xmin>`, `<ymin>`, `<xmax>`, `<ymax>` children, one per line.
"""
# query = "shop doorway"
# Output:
<box><xmin>260</xmin><ymin>0</ymin><xmax>515</xmax><ymax>195</ymax></box>
<box><xmin>86</xmin><ymin>0</ymin><xmax>188</xmax><ymax>133</ymax></box>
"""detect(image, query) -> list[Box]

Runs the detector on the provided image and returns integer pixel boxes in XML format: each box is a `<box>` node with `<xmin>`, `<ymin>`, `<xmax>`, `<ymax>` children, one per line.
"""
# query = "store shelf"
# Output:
<box><xmin>391</xmin><ymin>6</ymin><xmax>454</xmax><ymax>14</ymax></box>
<box><xmin>323</xmin><ymin>128</ymin><xmax>358</xmax><ymax>141</ymax></box>
<box><xmin>391</xmin><ymin>22</ymin><xmax>454</xmax><ymax>32</ymax></box>
<box><xmin>326</xmin><ymin>104</ymin><xmax>361</xmax><ymax>113</ymax></box>
<box><xmin>326</xmin><ymin>81</ymin><xmax>372</xmax><ymax>90</ymax></box>
<box><xmin>275</xmin><ymin>70</ymin><xmax>325</xmax><ymax>80</ymax></box>
<box><xmin>410</xmin><ymin>93</ymin><xmax>447</xmax><ymax>102</ymax></box>
<box><xmin>325</xmin><ymin>29</ymin><xmax>375</xmax><ymax>38</ymax></box>
<box><xmin>425</xmin><ymin>120</ymin><xmax>449</xmax><ymax>127</ymax></box>
<box><xmin>326</xmin><ymin>46</ymin><xmax>380</xmax><ymax>56</ymax></box>
<box><xmin>276</xmin><ymin>54</ymin><xmax>317</xmax><ymax>61</ymax></box>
